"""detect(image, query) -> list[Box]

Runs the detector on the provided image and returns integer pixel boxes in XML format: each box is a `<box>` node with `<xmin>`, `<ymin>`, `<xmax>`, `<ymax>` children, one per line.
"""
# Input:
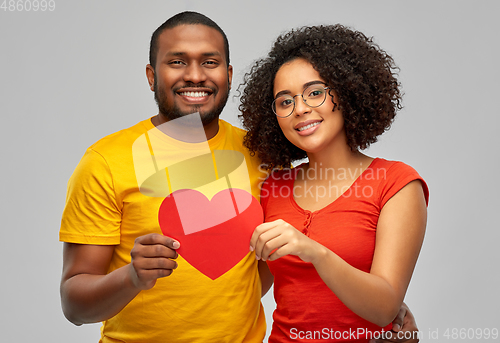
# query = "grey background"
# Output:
<box><xmin>1</xmin><ymin>0</ymin><xmax>499</xmax><ymax>341</ymax></box>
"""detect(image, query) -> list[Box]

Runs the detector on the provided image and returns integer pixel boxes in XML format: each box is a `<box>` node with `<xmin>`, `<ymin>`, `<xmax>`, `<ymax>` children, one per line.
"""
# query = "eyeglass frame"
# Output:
<box><xmin>271</xmin><ymin>84</ymin><xmax>331</xmax><ymax>118</ymax></box>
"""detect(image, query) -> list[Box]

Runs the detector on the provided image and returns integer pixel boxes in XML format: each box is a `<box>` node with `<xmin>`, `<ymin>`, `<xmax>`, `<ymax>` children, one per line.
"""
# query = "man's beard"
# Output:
<box><xmin>154</xmin><ymin>77</ymin><xmax>229</xmax><ymax>126</ymax></box>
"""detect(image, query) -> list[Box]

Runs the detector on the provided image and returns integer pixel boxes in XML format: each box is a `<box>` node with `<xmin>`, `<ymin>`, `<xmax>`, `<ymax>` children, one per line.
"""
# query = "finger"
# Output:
<box><xmin>254</xmin><ymin>229</ymin><xmax>282</xmax><ymax>260</ymax></box>
<box><xmin>132</xmin><ymin>255</ymin><xmax>178</xmax><ymax>279</ymax></box>
<box><xmin>164</xmin><ymin>236</ymin><xmax>181</xmax><ymax>250</ymax></box>
<box><xmin>267</xmin><ymin>240</ymin><xmax>298</xmax><ymax>261</ymax></box>
<box><xmin>260</xmin><ymin>235</ymin><xmax>289</xmax><ymax>261</ymax></box>
<box><xmin>136</xmin><ymin>233</ymin><xmax>180</xmax><ymax>250</ymax></box>
<box><xmin>369</xmin><ymin>331</ymin><xmax>419</xmax><ymax>343</ymax></box>
<box><xmin>391</xmin><ymin>306</ymin><xmax>406</xmax><ymax>332</ymax></box>
<box><xmin>134</xmin><ymin>260</ymin><xmax>178</xmax><ymax>280</ymax></box>
<box><xmin>250</xmin><ymin>221</ymin><xmax>279</xmax><ymax>250</ymax></box>
<box><xmin>135</xmin><ymin>244</ymin><xmax>179</xmax><ymax>259</ymax></box>
<box><xmin>261</xmin><ymin>230</ymin><xmax>300</xmax><ymax>260</ymax></box>
<box><xmin>131</xmin><ymin>255</ymin><xmax>178</xmax><ymax>289</ymax></box>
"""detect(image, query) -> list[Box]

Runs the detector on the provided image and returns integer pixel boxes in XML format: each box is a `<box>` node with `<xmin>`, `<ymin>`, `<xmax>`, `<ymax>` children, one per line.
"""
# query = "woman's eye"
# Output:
<box><xmin>309</xmin><ymin>89</ymin><xmax>323</xmax><ymax>97</ymax></box>
<box><xmin>281</xmin><ymin>99</ymin><xmax>293</xmax><ymax>107</ymax></box>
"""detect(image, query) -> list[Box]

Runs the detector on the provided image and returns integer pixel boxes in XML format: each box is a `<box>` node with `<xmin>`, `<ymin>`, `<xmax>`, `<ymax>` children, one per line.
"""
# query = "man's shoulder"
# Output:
<box><xmin>218</xmin><ymin>119</ymin><xmax>247</xmax><ymax>140</ymax></box>
<box><xmin>89</xmin><ymin>118</ymin><xmax>152</xmax><ymax>153</ymax></box>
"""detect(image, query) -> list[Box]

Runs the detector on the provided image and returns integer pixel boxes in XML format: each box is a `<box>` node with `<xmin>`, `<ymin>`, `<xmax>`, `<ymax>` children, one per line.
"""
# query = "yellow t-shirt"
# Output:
<box><xmin>60</xmin><ymin>118</ymin><xmax>268</xmax><ymax>343</ymax></box>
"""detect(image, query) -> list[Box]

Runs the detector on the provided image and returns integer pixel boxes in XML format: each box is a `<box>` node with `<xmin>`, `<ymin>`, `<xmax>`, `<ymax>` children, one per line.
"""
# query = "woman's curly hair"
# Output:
<box><xmin>238</xmin><ymin>24</ymin><xmax>402</xmax><ymax>169</ymax></box>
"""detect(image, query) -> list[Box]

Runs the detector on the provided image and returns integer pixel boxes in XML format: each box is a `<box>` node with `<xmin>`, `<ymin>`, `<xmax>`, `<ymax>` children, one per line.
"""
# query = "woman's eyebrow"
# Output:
<box><xmin>303</xmin><ymin>80</ymin><xmax>326</xmax><ymax>88</ymax></box>
<box><xmin>274</xmin><ymin>89</ymin><xmax>291</xmax><ymax>98</ymax></box>
<box><xmin>274</xmin><ymin>80</ymin><xmax>325</xmax><ymax>98</ymax></box>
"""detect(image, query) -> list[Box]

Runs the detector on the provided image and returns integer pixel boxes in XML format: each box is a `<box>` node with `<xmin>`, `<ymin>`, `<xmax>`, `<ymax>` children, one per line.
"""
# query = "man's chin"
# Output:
<box><xmin>159</xmin><ymin>108</ymin><xmax>219</xmax><ymax>126</ymax></box>
<box><xmin>156</xmin><ymin>89</ymin><xmax>228</xmax><ymax>126</ymax></box>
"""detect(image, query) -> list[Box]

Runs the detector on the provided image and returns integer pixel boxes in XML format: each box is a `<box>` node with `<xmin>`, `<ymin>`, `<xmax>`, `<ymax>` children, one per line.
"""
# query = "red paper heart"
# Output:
<box><xmin>158</xmin><ymin>188</ymin><xmax>263</xmax><ymax>280</ymax></box>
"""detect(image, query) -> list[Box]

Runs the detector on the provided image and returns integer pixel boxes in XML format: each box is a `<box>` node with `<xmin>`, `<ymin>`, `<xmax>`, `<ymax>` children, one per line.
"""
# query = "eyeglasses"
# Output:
<box><xmin>272</xmin><ymin>85</ymin><xmax>330</xmax><ymax>118</ymax></box>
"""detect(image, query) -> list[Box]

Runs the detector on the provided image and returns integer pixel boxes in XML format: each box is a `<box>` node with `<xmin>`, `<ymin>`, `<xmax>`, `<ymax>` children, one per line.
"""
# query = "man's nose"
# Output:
<box><xmin>183</xmin><ymin>64</ymin><xmax>207</xmax><ymax>84</ymax></box>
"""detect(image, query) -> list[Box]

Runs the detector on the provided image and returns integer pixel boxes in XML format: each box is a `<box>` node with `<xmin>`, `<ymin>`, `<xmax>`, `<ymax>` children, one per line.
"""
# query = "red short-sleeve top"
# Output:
<box><xmin>261</xmin><ymin>158</ymin><xmax>429</xmax><ymax>342</ymax></box>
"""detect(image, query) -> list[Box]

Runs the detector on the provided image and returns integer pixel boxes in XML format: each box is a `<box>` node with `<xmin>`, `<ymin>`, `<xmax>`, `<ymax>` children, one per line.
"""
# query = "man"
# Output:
<box><xmin>60</xmin><ymin>11</ymin><xmax>420</xmax><ymax>343</ymax></box>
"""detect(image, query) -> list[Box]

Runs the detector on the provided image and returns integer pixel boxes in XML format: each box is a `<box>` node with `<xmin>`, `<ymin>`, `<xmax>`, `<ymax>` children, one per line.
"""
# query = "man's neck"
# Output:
<box><xmin>152</xmin><ymin>113</ymin><xmax>220</xmax><ymax>142</ymax></box>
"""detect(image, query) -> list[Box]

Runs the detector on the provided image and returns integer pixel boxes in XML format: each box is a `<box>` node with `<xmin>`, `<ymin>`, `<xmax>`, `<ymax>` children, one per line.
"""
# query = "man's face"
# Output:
<box><xmin>148</xmin><ymin>24</ymin><xmax>233</xmax><ymax>125</ymax></box>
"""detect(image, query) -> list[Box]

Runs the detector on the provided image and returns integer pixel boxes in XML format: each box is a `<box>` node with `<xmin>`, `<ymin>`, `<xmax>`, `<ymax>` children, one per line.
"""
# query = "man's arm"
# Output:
<box><xmin>258</xmin><ymin>260</ymin><xmax>274</xmax><ymax>296</ymax></box>
<box><xmin>60</xmin><ymin>234</ymin><xmax>179</xmax><ymax>325</ymax></box>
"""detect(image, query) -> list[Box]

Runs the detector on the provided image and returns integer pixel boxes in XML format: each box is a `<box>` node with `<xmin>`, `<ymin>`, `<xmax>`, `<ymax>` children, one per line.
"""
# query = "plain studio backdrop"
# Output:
<box><xmin>1</xmin><ymin>1</ymin><xmax>499</xmax><ymax>341</ymax></box>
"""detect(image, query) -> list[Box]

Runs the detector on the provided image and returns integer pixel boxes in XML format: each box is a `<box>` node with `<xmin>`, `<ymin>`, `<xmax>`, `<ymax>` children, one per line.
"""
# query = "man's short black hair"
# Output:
<box><xmin>149</xmin><ymin>11</ymin><xmax>230</xmax><ymax>69</ymax></box>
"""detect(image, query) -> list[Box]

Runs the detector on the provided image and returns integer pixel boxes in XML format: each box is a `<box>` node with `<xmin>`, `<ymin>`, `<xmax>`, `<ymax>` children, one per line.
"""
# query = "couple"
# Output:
<box><xmin>59</xmin><ymin>11</ymin><xmax>428</xmax><ymax>343</ymax></box>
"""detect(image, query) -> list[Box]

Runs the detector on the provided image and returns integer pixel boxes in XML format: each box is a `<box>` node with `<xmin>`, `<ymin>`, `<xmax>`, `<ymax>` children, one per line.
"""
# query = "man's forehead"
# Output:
<box><xmin>157</xmin><ymin>24</ymin><xmax>225</xmax><ymax>55</ymax></box>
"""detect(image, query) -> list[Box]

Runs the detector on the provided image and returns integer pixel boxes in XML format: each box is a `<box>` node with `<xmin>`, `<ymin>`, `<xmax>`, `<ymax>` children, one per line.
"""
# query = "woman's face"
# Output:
<box><xmin>273</xmin><ymin>58</ymin><xmax>346</xmax><ymax>155</ymax></box>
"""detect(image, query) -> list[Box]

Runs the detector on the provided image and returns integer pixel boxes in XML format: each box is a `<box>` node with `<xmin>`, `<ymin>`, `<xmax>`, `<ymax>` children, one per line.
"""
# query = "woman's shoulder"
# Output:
<box><xmin>370</xmin><ymin>158</ymin><xmax>421</xmax><ymax>176</ymax></box>
<box><xmin>370</xmin><ymin>158</ymin><xmax>429</xmax><ymax>206</ymax></box>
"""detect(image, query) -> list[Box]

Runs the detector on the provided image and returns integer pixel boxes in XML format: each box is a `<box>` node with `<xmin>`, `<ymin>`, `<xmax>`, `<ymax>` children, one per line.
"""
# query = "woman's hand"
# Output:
<box><xmin>249</xmin><ymin>219</ymin><xmax>325</xmax><ymax>263</ymax></box>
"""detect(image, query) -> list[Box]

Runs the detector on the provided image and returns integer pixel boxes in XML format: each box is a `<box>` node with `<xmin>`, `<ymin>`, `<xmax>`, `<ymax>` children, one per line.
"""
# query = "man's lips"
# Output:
<box><xmin>175</xmin><ymin>88</ymin><xmax>214</xmax><ymax>103</ymax></box>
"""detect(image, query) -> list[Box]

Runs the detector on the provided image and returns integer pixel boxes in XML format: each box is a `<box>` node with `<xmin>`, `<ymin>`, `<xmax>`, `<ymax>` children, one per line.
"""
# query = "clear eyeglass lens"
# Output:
<box><xmin>272</xmin><ymin>85</ymin><xmax>327</xmax><ymax>117</ymax></box>
<box><xmin>304</xmin><ymin>85</ymin><xmax>327</xmax><ymax>107</ymax></box>
<box><xmin>273</xmin><ymin>95</ymin><xmax>294</xmax><ymax>117</ymax></box>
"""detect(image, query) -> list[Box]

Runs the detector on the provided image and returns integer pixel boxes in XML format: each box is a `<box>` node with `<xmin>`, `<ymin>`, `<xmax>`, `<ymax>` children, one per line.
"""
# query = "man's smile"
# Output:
<box><xmin>175</xmin><ymin>87</ymin><xmax>214</xmax><ymax>103</ymax></box>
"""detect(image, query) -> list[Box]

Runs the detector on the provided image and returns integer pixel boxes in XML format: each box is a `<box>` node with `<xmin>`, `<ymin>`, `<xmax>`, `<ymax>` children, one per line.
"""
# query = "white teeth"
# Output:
<box><xmin>180</xmin><ymin>91</ymin><xmax>208</xmax><ymax>97</ymax></box>
<box><xmin>297</xmin><ymin>122</ymin><xmax>320</xmax><ymax>131</ymax></box>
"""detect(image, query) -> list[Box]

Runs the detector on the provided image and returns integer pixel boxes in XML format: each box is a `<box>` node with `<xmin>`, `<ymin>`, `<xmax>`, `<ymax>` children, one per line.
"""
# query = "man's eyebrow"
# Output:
<box><xmin>165</xmin><ymin>51</ymin><xmax>222</xmax><ymax>57</ymax></box>
<box><xmin>202</xmin><ymin>52</ymin><xmax>222</xmax><ymax>57</ymax></box>
<box><xmin>274</xmin><ymin>80</ymin><xmax>325</xmax><ymax>98</ymax></box>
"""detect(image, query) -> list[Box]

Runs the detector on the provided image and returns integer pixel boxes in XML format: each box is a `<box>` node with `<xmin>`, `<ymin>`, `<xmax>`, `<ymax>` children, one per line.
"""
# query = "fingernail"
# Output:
<box><xmin>393</xmin><ymin>323</ymin><xmax>401</xmax><ymax>331</ymax></box>
<box><xmin>255</xmin><ymin>255</ymin><xmax>260</xmax><ymax>260</ymax></box>
<box><xmin>249</xmin><ymin>245</ymin><xmax>254</xmax><ymax>251</ymax></box>
<box><xmin>173</xmin><ymin>241</ymin><xmax>180</xmax><ymax>249</ymax></box>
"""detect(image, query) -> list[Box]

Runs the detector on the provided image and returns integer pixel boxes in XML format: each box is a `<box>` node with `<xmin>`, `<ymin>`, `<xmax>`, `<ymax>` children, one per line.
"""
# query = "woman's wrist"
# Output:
<box><xmin>309</xmin><ymin>242</ymin><xmax>329</xmax><ymax>265</ymax></box>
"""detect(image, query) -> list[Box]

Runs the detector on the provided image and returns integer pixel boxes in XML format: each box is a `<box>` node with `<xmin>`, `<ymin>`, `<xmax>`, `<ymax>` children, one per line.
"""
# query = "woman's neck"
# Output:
<box><xmin>305</xmin><ymin>143</ymin><xmax>372</xmax><ymax>177</ymax></box>
<box><xmin>294</xmin><ymin>144</ymin><xmax>375</xmax><ymax>212</ymax></box>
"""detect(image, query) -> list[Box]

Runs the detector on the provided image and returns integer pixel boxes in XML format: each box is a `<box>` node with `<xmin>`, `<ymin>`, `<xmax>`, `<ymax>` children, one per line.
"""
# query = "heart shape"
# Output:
<box><xmin>158</xmin><ymin>188</ymin><xmax>263</xmax><ymax>280</ymax></box>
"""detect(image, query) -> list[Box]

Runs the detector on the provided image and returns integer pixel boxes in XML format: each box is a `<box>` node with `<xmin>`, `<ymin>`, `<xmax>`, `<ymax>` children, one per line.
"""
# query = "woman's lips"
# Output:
<box><xmin>295</xmin><ymin>120</ymin><xmax>322</xmax><ymax>135</ymax></box>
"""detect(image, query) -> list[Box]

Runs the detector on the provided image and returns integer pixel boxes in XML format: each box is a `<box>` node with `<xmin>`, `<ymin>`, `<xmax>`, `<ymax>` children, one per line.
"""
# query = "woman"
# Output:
<box><xmin>240</xmin><ymin>25</ymin><xmax>429</xmax><ymax>342</ymax></box>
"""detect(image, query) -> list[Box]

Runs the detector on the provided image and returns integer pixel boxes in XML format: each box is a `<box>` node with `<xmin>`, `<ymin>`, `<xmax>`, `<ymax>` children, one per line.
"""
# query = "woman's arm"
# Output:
<box><xmin>250</xmin><ymin>180</ymin><xmax>427</xmax><ymax>327</ymax></box>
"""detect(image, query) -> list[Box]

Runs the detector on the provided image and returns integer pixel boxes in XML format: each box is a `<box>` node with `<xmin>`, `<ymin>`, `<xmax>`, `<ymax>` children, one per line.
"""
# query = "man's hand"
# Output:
<box><xmin>61</xmin><ymin>234</ymin><xmax>180</xmax><ymax>325</ymax></box>
<box><xmin>129</xmin><ymin>233</ymin><xmax>180</xmax><ymax>290</ymax></box>
<box><xmin>369</xmin><ymin>302</ymin><xmax>420</xmax><ymax>343</ymax></box>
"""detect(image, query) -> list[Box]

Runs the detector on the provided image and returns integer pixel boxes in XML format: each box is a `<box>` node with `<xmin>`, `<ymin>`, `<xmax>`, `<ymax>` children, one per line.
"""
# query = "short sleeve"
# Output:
<box><xmin>59</xmin><ymin>149</ymin><xmax>122</xmax><ymax>245</ymax></box>
<box><xmin>378</xmin><ymin>162</ymin><xmax>429</xmax><ymax>209</ymax></box>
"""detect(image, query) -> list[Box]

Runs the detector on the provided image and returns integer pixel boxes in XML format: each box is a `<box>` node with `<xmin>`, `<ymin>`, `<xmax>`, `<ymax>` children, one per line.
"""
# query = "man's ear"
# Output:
<box><xmin>227</xmin><ymin>64</ymin><xmax>233</xmax><ymax>90</ymax></box>
<box><xmin>146</xmin><ymin>64</ymin><xmax>155</xmax><ymax>91</ymax></box>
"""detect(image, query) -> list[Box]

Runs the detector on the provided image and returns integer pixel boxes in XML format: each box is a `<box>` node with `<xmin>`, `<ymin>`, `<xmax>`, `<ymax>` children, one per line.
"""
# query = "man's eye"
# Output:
<box><xmin>170</xmin><ymin>60</ymin><xmax>185</xmax><ymax>65</ymax></box>
<box><xmin>203</xmin><ymin>61</ymin><xmax>219</xmax><ymax>67</ymax></box>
